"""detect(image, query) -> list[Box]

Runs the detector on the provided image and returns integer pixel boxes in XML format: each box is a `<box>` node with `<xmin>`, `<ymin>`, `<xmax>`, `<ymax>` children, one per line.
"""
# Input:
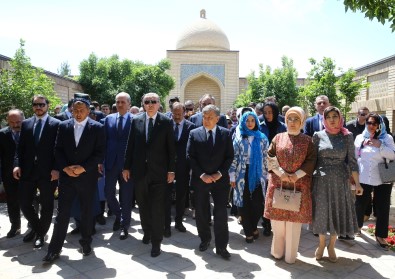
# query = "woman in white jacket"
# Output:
<box><xmin>355</xmin><ymin>113</ymin><xmax>395</xmax><ymax>250</ymax></box>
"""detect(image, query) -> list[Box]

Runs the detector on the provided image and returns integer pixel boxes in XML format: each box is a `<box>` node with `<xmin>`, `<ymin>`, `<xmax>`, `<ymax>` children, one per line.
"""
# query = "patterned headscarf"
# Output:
<box><xmin>323</xmin><ymin>106</ymin><xmax>351</xmax><ymax>135</ymax></box>
<box><xmin>361</xmin><ymin>114</ymin><xmax>388</xmax><ymax>142</ymax></box>
<box><xmin>239</xmin><ymin>112</ymin><xmax>267</xmax><ymax>193</ymax></box>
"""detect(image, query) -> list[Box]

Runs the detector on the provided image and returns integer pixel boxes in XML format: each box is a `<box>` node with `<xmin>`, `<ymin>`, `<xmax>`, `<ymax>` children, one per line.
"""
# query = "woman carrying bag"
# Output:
<box><xmin>354</xmin><ymin>113</ymin><xmax>395</xmax><ymax>250</ymax></box>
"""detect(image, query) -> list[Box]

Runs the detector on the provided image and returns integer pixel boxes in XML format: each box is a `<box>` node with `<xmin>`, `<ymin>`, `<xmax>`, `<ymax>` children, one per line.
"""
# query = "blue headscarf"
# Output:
<box><xmin>239</xmin><ymin>112</ymin><xmax>267</xmax><ymax>193</ymax></box>
<box><xmin>361</xmin><ymin>115</ymin><xmax>388</xmax><ymax>142</ymax></box>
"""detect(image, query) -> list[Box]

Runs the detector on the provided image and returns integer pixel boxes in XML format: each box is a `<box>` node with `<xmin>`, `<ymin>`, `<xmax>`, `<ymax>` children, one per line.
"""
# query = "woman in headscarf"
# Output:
<box><xmin>354</xmin><ymin>113</ymin><xmax>395</xmax><ymax>250</ymax></box>
<box><xmin>229</xmin><ymin>112</ymin><xmax>269</xmax><ymax>243</ymax></box>
<box><xmin>264</xmin><ymin>107</ymin><xmax>316</xmax><ymax>264</ymax></box>
<box><xmin>312</xmin><ymin>106</ymin><xmax>363</xmax><ymax>263</ymax></box>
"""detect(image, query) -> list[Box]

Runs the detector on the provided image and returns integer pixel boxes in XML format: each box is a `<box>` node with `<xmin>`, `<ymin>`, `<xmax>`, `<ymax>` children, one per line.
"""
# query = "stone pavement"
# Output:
<box><xmin>1</xmin><ymin>188</ymin><xmax>395</xmax><ymax>279</ymax></box>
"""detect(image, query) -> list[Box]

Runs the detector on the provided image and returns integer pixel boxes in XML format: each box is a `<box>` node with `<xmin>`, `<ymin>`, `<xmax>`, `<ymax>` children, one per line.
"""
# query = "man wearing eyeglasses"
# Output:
<box><xmin>13</xmin><ymin>95</ymin><xmax>61</xmax><ymax>249</ymax></box>
<box><xmin>346</xmin><ymin>107</ymin><xmax>370</xmax><ymax>140</ymax></box>
<box><xmin>123</xmin><ymin>92</ymin><xmax>176</xmax><ymax>257</ymax></box>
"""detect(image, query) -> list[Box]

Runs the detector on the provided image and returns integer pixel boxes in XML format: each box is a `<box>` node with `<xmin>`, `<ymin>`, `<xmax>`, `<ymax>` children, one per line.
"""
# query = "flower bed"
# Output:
<box><xmin>366</xmin><ymin>224</ymin><xmax>395</xmax><ymax>251</ymax></box>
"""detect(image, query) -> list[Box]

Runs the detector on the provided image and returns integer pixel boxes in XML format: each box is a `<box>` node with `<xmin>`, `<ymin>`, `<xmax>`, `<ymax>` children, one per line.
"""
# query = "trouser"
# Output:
<box><xmin>165</xmin><ymin>175</ymin><xmax>189</xmax><ymax>228</ymax></box>
<box><xmin>4</xmin><ymin>180</ymin><xmax>21</xmax><ymax>228</ymax></box>
<box><xmin>271</xmin><ymin>220</ymin><xmax>302</xmax><ymax>264</ymax></box>
<box><xmin>355</xmin><ymin>183</ymin><xmax>392</xmax><ymax>238</ymax></box>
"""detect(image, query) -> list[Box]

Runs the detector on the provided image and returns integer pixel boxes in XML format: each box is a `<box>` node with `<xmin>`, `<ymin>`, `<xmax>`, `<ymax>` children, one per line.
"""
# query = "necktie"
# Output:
<box><xmin>148</xmin><ymin>118</ymin><xmax>154</xmax><ymax>142</ymax></box>
<box><xmin>14</xmin><ymin>131</ymin><xmax>20</xmax><ymax>144</ymax></box>
<box><xmin>117</xmin><ymin>116</ymin><xmax>123</xmax><ymax>137</ymax></box>
<box><xmin>207</xmin><ymin>130</ymin><xmax>213</xmax><ymax>148</ymax></box>
<box><xmin>174</xmin><ymin>123</ymin><xmax>179</xmax><ymax>141</ymax></box>
<box><xmin>34</xmin><ymin>119</ymin><xmax>42</xmax><ymax>145</ymax></box>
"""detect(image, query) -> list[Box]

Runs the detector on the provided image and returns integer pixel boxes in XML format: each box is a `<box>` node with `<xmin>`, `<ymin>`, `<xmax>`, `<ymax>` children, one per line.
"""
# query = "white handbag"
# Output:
<box><xmin>272</xmin><ymin>181</ymin><xmax>301</xmax><ymax>212</ymax></box>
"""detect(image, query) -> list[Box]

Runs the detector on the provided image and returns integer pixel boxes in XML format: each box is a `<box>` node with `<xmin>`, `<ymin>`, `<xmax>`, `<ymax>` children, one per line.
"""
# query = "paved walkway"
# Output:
<box><xmin>1</xmin><ymin>187</ymin><xmax>395</xmax><ymax>279</ymax></box>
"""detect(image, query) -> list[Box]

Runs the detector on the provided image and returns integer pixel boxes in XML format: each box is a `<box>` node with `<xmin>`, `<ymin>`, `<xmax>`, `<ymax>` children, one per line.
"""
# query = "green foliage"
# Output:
<box><xmin>0</xmin><ymin>40</ymin><xmax>60</xmax><ymax>121</ymax></box>
<box><xmin>298</xmin><ymin>57</ymin><xmax>339</xmax><ymax>115</ymax></box>
<box><xmin>245</xmin><ymin>56</ymin><xmax>299</xmax><ymax>109</ymax></box>
<box><xmin>343</xmin><ymin>0</ymin><xmax>395</xmax><ymax>32</ymax></box>
<box><xmin>337</xmin><ymin>69</ymin><xmax>368</xmax><ymax>121</ymax></box>
<box><xmin>57</xmin><ymin>61</ymin><xmax>71</xmax><ymax>77</ymax></box>
<box><xmin>77</xmin><ymin>54</ymin><xmax>174</xmax><ymax>106</ymax></box>
<box><xmin>234</xmin><ymin>89</ymin><xmax>253</xmax><ymax>107</ymax></box>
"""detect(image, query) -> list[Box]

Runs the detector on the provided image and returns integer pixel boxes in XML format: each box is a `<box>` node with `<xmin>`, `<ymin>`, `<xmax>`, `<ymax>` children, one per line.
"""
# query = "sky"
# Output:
<box><xmin>1</xmin><ymin>0</ymin><xmax>395</xmax><ymax>78</ymax></box>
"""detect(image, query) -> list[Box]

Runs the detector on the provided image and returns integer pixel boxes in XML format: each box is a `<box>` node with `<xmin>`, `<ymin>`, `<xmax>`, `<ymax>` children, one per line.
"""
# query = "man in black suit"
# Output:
<box><xmin>103</xmin><ymin>92</ymin><xmax>134</xmax><ymax>239</ymax></box>
<box><xmin>0</xmin><ymin>109</ymin><xmax>24</xmax><ymax>238</ymax></box>
<box><xmin>164</xmin><ymin>102</ymin><xmax>195</xmax><ymax>237</ymax></box>
<box><xmin>13</xmin><ymin>95</ymin><xmax>60</xmax><ymax>248</ymax></box>
<box><xmin>55</xmin><ymin>99</ymin><xmax>73</xmax><ymax>121</ymax></box>
<box><xmin>123</xmin><ymin>92</ymin><xmax>176</xmax><ymax>257</ymax></box>
<box><xmin>43</xmin><ymin>93</ymin><xmax>105</xmax><ymax>263</ymax></box>
<box><xmin>187</xmin><ymin>104</ymin><xmax>234</xmax><ymax>259</ymax></box>
<box><xmin>189</xmin><ymin>94</ymin><xmax>227</xmax><ymax>128</ymax></box>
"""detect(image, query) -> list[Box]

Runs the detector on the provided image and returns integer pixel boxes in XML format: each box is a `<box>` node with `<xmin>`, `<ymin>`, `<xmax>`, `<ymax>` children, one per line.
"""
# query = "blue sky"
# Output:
<box><xmin>1</xmin><ymin>0</ymin><xmax>394</xmax><ymax>78</ymax></box>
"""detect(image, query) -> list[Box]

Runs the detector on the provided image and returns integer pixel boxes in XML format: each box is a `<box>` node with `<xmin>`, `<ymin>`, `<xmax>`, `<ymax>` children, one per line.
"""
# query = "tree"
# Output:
<box><xmin>234</xmin><ymin>89</ymin><xmax>253</xmax><ymax>107</ymax></box>
<box><xmin>343</xmin><ymin>0</ymin><xmax>395</xmax><ymax>32</ymax></box>
<box><xmin>57</xmin><ymin>61</ymin><xmax>71</xmax><ymax>77</ymax></box>
<box><xmin>78</xmin><ymin>54</ymin><xmax>174</xmax><ymax>106</ymax></box>
<box><xmin>244</xmin><ymin>56</ymin><xmax>299</xmax><ymax>109</ymax></box>
<box><xmin>0</xmin><ymin>40</ymin><xmax>60</xmax><ymax>121</ymax></box>
<box><xmin>337</xmin><ymin>69</ymin><xmax>368</xmax><ymax>121</ymax></box>
<box><xmin>298</xmin><ymin>57</ymin><xmax>338</xmax><ymax>115</ymax></box>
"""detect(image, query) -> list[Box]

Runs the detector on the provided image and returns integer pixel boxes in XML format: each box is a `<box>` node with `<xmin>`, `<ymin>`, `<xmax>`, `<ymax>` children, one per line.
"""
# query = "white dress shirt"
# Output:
<box><xmin>33</xmin><ymin>113</ymin><xmax>49</xmax><ymax>140</ymax></box>
<box><xmin>355</xmin><ymin>134</ymin><xmax>395</xmax><ymax>186</ymax></box>
<box><xmin>74</xmin><ymin>117</ymin><xmax>89</xmax><ymax>146</ymax></box>
<box><xmin>204</xmin><ymin>125</ymin><xmax>217</xmax><ymax>145</ymax></box>
<box><xmin>173</xmin><ymin>119</ymin><xmax>184</xmax><ymax>141</ymax></box>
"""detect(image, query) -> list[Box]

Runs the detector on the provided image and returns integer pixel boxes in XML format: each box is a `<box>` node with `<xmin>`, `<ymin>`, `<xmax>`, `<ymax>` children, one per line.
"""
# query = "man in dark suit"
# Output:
<box><xmin>123</xmin><ymin>92</ymin><xmax>176</xmax><ymax>257</ymax></box>
<box><xmin>103</xmin><ymin>92</ymin><xmax>133</xmax><ymax>240</ymax></box>
<box><xmin>13</xmin><ymin>95</ymin><xmax>60</xmax><ymax>248</ymax></box>
<box><xmin>303</xmin><ymin>95</ymin><xmax>330</xmax><ymax>137</ymax></box>
<box><xmin>55</xmin><ymin>99</ymin><xmax>73</xmax><ymax>121</ymax></box>
<box><xmin>190</xmin><ymin>94</ymin><xmax>227</xmax><ymax>128</ymax></box>
<box><xmin>187</xmin><ymin>104</ymin><xmax>234</xmax><ymax>259</ymax></box>
<box><xmin>164</xmin><ymin>102</ymin><xmax>195</xmax><ymax>237</ymax></box>
<box><xmin>43</xmin><ymin>93</ymin><xmax>105</xmax><ymax>263</ymax></box>
<box><xmin>0</xmin><ymin>109</ymin><xmax>24</xmax><ymax>238</ymax></box>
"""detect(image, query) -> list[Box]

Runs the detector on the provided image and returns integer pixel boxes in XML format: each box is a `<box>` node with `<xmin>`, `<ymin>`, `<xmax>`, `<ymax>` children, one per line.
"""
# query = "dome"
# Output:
<box><xmin>176</xmin><ymin>10</ymin><xmax>230</xmax><ymax>51</ymax></box>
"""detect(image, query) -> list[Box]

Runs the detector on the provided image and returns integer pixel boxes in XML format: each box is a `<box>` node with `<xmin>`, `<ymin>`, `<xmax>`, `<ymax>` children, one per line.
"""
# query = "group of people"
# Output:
<box><xmin>0</xmin><ymin>91</ymin><xmax>394</xmax><ymax>266</ymax></box>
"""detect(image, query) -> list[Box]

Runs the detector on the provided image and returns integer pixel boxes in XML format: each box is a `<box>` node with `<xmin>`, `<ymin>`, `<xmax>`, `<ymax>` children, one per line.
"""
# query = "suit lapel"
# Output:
<box><xmin>213</xmin><ymin>126</ymin><xmax>221</xmax><ymax>150</ymax></box>
<box><xmin>69</xmin><ymin>120</ymin><xmax>77</xmax><ymax>149</ymax></box>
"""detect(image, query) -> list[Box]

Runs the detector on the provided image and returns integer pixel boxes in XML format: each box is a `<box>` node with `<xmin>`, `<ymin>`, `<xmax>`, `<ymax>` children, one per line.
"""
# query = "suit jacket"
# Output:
<box><xmin>55</xmin><ymin>118</ymin><xmax>105</xmax><ymax>185</ymax></box>
<box><xmin>189</xmin><ymin>112</ymin><xmax>227</xmax><ymax>128</ymax></box>
<box><xmin>303</xmin><ymin>114</ymin><xmax>321</xmax><ymax>137</ymax></box>
<box><xmin>104</xmin><ymin>112</ymin><xmax>132</xmax><ymax>171</ymax></box>
<box><xmin>124</xmin><ymin>112</ymin><xmax>176</xmax><ymax>182</ymax></box>
<box><xmin>187</xmin><ymin>126</ymin><xmax>234</xmax><ymax>185</ymax></box>
<box><xmin>0</xmin><ymin>127</ymin><xmax>18</xmax><ymax>184</ymax></box>
<box><xmin>54</xmin><ymin>111</ymin><xmax>71</xmax><ymax>121</ymax></box>
<box><xmin>17</xmin><ymin>116</ymin><xmax>60</xmax><ymax>180</ymax></box>
<box><xmin>173</xmin><ymin>120</ymin><xmax>195</xmax><ymax>176</ymax></box>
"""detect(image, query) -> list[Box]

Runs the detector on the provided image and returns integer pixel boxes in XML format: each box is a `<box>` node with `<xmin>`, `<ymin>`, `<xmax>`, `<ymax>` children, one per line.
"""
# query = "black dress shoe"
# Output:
<box><xmin>142</xmin><ymin>234</ymin><xmax>150</xmax><ymax>244</ymax></box>
<box><xmin>23</xmin><ymin>230</ymin><xmax>36</xmax><ymax>242</ymax></box>
<box><xmin>7</xmin><ymin>227</ymin><xmax>21</xmax><ymax>238</ymax></box>
<box><xmin>120</xmin><ymin>228</ymin><xmax>128</xmax><ymax>240</ymax></box>
<box><xmin>216</xmin><ymin>248</ymin><xmax>231</xmax><ymax>259</ymax></box>
<box><xmin>113</xmin><ymin>218</ymin><xmax>121</xmax><ymax>231</ymax></box>
<box><xmin>163</xmin><ymin>228</ymin><xmax>171</xmax><ymax>238</ymax></box>
<box><xmin>34</xmin><ymin>236</ymin><xmax>44</xmax><ymax>248</ymax></box>
<box><xmin>175</xmin><ymin>223</ymin><xmax>186</xmax><ymax>232</ymax></box>
<box><xmin>151</xmin><ymin>245</ymin><xmax>161</xmax><ymax>257</ymax></box>
<box><xmin>96</xmin><ymin>215</ymin><xmax>106</xmax><ymax>225</ymax></box>
<box><xmin>42</xmin><ymin>252</ymin><xmax>60</xmax><ymax>263</ymax></box>
<box><xmin>82</xmin><ymin>244</ymin><xmax>92</xmax><ymax>256</ymax></box>
<box><xmin>338</xmin><ymin>235</ymin><xmax>355</xmax><ymax>240</ymax></box>
<box><xmin>199</xmin><ymin>240</ymin><xmax>211</xmax><ymax>251</ymax></box>
<box><xmin>70</xmin><ymin>227</ymin><xmax>80</xmax><ymax>235</ymax></box>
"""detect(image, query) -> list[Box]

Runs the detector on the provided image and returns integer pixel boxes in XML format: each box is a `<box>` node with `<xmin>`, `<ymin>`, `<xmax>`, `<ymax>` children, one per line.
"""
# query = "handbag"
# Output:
<box><xmin>378</xmin><ymin>159</ymin><xmax>395</xmax><ymax>183</ymax></box>
<box><xmin>272</xmin><ymin>181</ymin><xmax>301</xmax><ymax>212</ymax></box>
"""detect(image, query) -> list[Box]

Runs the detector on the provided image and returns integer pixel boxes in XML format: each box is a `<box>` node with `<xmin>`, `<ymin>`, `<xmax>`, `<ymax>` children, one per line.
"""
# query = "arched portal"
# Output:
<box><xmin>182</xmin><ymin>74</ymin><xmax>223</xmax><ymax>109</ymax></box>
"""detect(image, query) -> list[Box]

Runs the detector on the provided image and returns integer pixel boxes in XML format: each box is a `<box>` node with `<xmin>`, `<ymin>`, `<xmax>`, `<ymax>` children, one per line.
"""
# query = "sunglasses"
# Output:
<box><xmin>366</xmin><ymin>121</ymin><xmax>378</xmax><ymax>126</ymax></box>
<box><xmin>185</xmin><ymin>108</ymin><xmax>194</xmax><ymax>111</ymax></box>
<box><xmin>32</xmin><ymin>103</ymin><xmax>46</xmax><ymax>108</ymax></box>
<box><xmin>359</xmin><ymin>113</ymin><xmax>367</xmax><ymax>117</ymax></box>
<box><xmin>144</xmin><ymin>100</ymin><xmax>158</xmax><ymax>105</ymax></box>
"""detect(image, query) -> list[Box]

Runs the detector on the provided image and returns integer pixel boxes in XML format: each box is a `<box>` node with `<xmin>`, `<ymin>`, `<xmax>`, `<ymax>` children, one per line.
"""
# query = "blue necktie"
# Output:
<box><xmin>117</xmin><ymin>116</ymin><xmax>123</xmax><ymax>137</ymax></box>
<box><xmin>34</xmin><ymin>119</ymin><xmax>42</xmax><ymax>145</ymax></box>
<box><xmin>174</xmin><ymin>123</ymin><xmax>179</xmax><ymax>141</ymax></box>
<box><xmin>207</xmin><ymin>130</ymin><xmax>213</xmax><ymax>148</ymax></box>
